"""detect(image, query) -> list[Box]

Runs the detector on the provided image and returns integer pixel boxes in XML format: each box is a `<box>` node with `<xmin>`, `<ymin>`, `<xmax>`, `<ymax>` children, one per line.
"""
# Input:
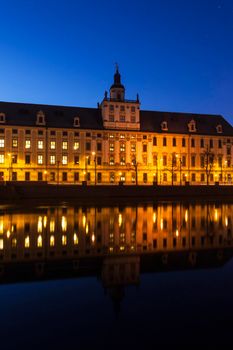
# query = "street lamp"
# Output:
<box><xmin>92</xmin><ymin>151</ymin><xmax>97</xmax><ymax>185</ymax></box>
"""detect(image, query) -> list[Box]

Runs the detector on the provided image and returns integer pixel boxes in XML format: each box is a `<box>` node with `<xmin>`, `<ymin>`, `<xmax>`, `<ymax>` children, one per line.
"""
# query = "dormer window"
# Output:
<box><xmin>0</xmin><ymin>113</ymin><xmax>6</xmax><ymax>124</ymax></box>
<box><xmin>73</xmin><ymin>116</ymin><xmax>80</xmax><ymax>127</ymax></box>
<box><xmin>36</xmin><ymin>111</ymin><xmax>45</xmax><ymax>125</ymax></box>
<box><xmin>216</xmin><ymin>124</ymin><xmax>223</xmax><ymax>134</ymax></box>
<box><xmin>188</xmin><ymin>119</ymin><xmax>196</xmax><ymax>132</ymax></box>
<box><xmin>161</xmin><ymin>121</ymin><xmax>168</xmax><ymax>131</ymax></box>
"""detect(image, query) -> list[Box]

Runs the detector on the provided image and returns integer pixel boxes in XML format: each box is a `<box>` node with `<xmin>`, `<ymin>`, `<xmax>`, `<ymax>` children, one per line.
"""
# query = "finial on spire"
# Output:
<box><xmin>115</xmin><ymin>62</ymin><xmax>119</xmax><ymax>73</ymax></box>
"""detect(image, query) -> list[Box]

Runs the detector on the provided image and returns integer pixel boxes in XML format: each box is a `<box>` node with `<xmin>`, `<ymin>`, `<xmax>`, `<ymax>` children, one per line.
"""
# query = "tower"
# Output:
<box><xmin>110</xmin><ymin>64</ymin><xmax>125</xmax><ymax>101</ymax></box>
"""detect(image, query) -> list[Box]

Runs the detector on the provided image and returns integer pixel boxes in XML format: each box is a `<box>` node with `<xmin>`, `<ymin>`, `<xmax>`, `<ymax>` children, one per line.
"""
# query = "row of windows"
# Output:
<box><xmin>109</xmin><ymin>115</ymin><xmax>137</xmax><ymax>123</ymax></box>
<box><xmin>109</xmin><ymin>105</ymin><xmax>136</xmax><ymax>112</ymax></box>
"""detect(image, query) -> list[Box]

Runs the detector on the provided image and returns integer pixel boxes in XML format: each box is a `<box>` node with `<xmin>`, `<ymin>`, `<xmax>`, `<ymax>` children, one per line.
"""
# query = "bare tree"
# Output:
<box><xmin>202</xmin><ymin>146</ymin><xmax>215</xmax><ymax>185</ymax></box>
<box><xmin>165</xmin><ymin>153</ymin><xmax>179</xmax><ymax>185</ymax></box>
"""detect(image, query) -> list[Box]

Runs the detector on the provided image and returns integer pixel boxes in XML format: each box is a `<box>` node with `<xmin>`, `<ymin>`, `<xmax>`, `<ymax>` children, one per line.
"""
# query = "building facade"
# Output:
<box><xmin>0</xmin><ymin>67</ymin><xmax>233</xmax><ymax>185</ymax></box>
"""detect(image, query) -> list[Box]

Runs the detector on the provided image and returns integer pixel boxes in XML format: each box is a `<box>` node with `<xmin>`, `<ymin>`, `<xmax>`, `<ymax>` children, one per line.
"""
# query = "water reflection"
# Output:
<box><xmin>0</xmin><ymin>202</ymin><xmax>232</xmax><ymax>288</ymax></box>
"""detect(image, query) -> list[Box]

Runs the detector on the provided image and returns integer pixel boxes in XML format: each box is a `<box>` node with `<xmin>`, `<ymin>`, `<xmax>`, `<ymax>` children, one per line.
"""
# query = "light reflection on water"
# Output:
<box><xmin>0</xmin><ymin>202</ymin><xmax>233</xmax><ymax>347</ymax></box>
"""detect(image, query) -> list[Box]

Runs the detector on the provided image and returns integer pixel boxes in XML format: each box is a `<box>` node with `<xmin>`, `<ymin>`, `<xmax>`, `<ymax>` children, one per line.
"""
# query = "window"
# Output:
<box><xmin>12</xmin><ymin>139</ymin><xmax>18</xmax><ymax>148</ymax></box>
<box><xmin>109</xmin><ymin>143</ymin><xmax>114</xmax><ymax>152</ymax></box>
<box><xmin>153</xmin><ymin>137</ymin><xmax>157</xmax><ymax>146</ymax></box>
<box><xmin>97</xmin><ymin>156</ymin><xmax>102</xmax><ymax>165</ymax></box>
<box><xmin>38</xmin><ymin>172</ymin><xmax>43</xmax><ymax>181</ymax></box>
<box><xmin>12</xmin><ymin>172</ymin><xmax>17</xmax><ymax>181</ymax></box>
<box><xmin>191</xmin><ymin>155</ymin><xmax>195</xmax><ymax>167</ymax></box>
<box><xmin>50</xmin><ymin>172</ymin><xmax>55</xmax><ymax>181</ymax></box>
<box><xmin>191</xmin><ymin>139</ymin><xmax>195</xmax><ymax>148</ymax></box>
<box><xmin>97</xmin><ymin>173</ymin><xmax>102</xmax><ymax>183</ymax></box>
<box><xmin>120</xmin><ymin>115</ymin><xmax>125</xmax><ymax>122</ymax></box>
<box><xmin>25</xmin><ymin>140</ymin><xmax>31</xmax><ymax>149</ymax></box>
<box><xmin>109</xmin><ymin>156</ymin><xmax>114</xmax><ymax>165</ymax></box>
<box><xmin>36</xmin><ymin>111</ymin><xmax>45</xmax><ymax>125</ymax></box>
<box><xmin>0</xmin><ymin>154</ymin><xmax>4</xmax><ymax>164</ymax></box>
<box><xmin>182</xmin><ymin>138</ymin><xmax>186</xmax><ymax>147</ymax></box>
<box><xmin>110</xmin><ymin>105</ymin><xmax>114</xmax><ymax>111</ymax></box>
<box><xmin>62</xmin><ymin>155</ymin><xmax>68</xmax><ymax>165</ymax></box>
<box><xmin>38</xmin><ymin>140</ymin><xmax>44</xmax><ymax>149</ymax></box>
<box><xmin>161</xmin><ymin>121</ymin><xmax>168</xmax><ymax>131</ymax></box>
<box><xmin>153</xmin><ymin>155</ymin><xmax>157</xmax><ymax>166</ymax></box>
<box><xmin>0</xmin><ymin>113</ymin><xmax>6</xmax><ymax>123</ymax></box>
<box><xmin>74</xmin><ymin>132</ymin><xmax>79</xmax><ymax>137</ymax></box>
<box><xmin>191</xmin><ymin>173</ymin><xmax>196</xmax><ymax>182</ymax></box>
<box><xmin>38</xmin><ymin>130</ymin><xmax>43</xmax><ymax>136</ymax></box>
<box><xmin>25</xmin><ymin>129</ymin><xmax>31</xmax><ymax>135</ymax></box>
<box><xmin>74</xmin><ymin>142</ymin><xmax>79</xmax><ymax>150</ymax></box>
<box><xmin>188</xmin><ymin>120</ymin><xmax>196</xmax><ymax>132</ymax></box>
<box><xmin>12</xmin><ymin>155</ymin><xmax>17</xmax><ymax>164</ymax></box>
<box><xmin>131</xmin><ymin>106</ymin><xmax>135</xmax><ymax>112</ymax></box>
<box><xmin>216</xmin><ymin>124</ymin><xmax>222</xmax><ymax>133</ymax></box>
<box><xmin>182</xmin><ymin>155</ymin><xmax>186</xmax><ymax>167</ymax></box>
<box><xmin>50</xmin><ymin>155</ymin><xmax>56</xmax><ymax>165</ymax></box>
<box><xmin>86</xmin><ymin>132</ymin><xmax>91</xmax><ymax>137</ymax></box>
<box><xmin>97</xmin><ymin>142</ymin><xmax>102</xmax><ymax>152</ymax></box>
<box><xmin>50</xmin><ymin>141</ymin><xmax>56</xmax><ymax>149</ymax></box>
<box><xmin>143</xmin><ymin>144</ymin><xmax>147</xmax><ymax>152</ymax></box>
<box><xmin>74</xmin><ymin>117</ymin><xmax>80</xmax><ymax>127</ymax></box>
<box><xmin>200</xmin><ymin>155</ymin><xmax>205</xmax><ymax>168</ymax></box>
<box><xmin>0</xmin><ymin>139</ymin><xmax>4</xmax><ymax>148</ymax></box>
<box><xmin>74</xmin><ymin>155</ymin><xmax>79</xmax><ymax>164</ymax></box>
<box><xmin>109</xmin><ymin>134</ymin><xmax>114</xmax><ymax>139</ymax></box>
<box><xmin>120</xmin><ymin>143</ymin><xmax>125</xmax><ymax>152</ymax></box>
<box><xmin>25</xmin><ymin>155</ymin><xmax>30</xmax><ymax>164</ymax></box>
<box><xmin>63</xmin><ymin>131</ymin><xmax>68</xmax><ymax>136</ymax></box>
<box><xmin>163</xmin><ymin>173</ymin><xmax>167</xmax><ymax>182</ymax></box>
<box><xmin>200</xmin><ymin>139</ymin><xmax>204</xmax><ymax>148</ymax></box>
<box><xmin>143</xmin><ymin>173</ymin><xmax>147</xmax><ymax>183</ymax></box>
<box><xmin>38</xmin><ymin>155</ymin><xmax>43</xmax><ymax>164</ymax></box>
<box><xmin>163</xmin><ymin>137</ymin><xmax>167</xmax><ymax>146</ymax></box>
<box><xmin>131</xmin><ymin>143</ymin><xmax>136</xmax><ymax>152</ymax></box>
<box><xmin>120</xmin><ymin>156</ymin><xmax>125</xmax><ymax>165</ymax></box>
<box><xmin>62</xmin><ymin>141</ymin><xmax>68</xmax><ymax>150</ymax></box>
<box><xmin>131</xmin><ymin>115</ymin><xmax>136</xmax><ymax>123</ymax></box>
<box><xmin>110</xmin><ymin>172</ymin><xmax>115</xmax><ymax>183</ymax></box>
<box><xmin>218</xmin><ymin>140</ymin><xmax>222</xmax><ymax>149</ymax></box>
<box><xmin>50</xmin><ymin>131</ymin><xmax>56</xmax><ymax>136</ymax></box>
<box><xmin>120</xmin><ymin>106</ymin><xmax>125</xmax><ymax>112</ymax></box>
<box><xmin>25</xmin><ymin>172</ymin><xmax>30</xmax><ymax>181</ymax></box>
<box><xmin>86</xmin><ymin>142</ymin><xmax>91</xmax><ymax>151</ymax></box>
<box><xmin>218</xmin><ymin>156</ymin><xmax>222</xmax><ymax>168</ymax></box>
<box><xmin>109</xmin><ymin>115</ymin><xmax>114</xmax><ymax>122</ymax></box>
<box><xmin>120</xmin><ymin>134</ymin><xmax>125</xmax><ymax>139</ymax></box>
<box><xmin>163</xmin><ymin>155</ymin><xmax>167</xmax><ymax>166</ymax></box>
<box><xmin>74</xmin><ymin>172</ymin><xmax>79</xmax><ymax>182</ymax></box>
<box><xmin>62</xmin><ymin>172</ymin><xmax>67</xmax><ymax>182</ymax></box>
<box><xmin>173</xmin><ymin>138</ymin><xmax>176</xmax><ymax>147</ymax></box>
<box><xmin>209</xmin><ymin>139</ymin><xmax>213</xmax><ymax>148</ymax></box>
<box><xmin>227</xmin><ymin>147</ymin><xmax>231</xmax><ymax>156</ymax></box>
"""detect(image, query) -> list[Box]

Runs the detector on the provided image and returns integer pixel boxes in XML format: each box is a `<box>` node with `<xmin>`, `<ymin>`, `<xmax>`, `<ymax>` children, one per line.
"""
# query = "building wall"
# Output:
<box><xmin>0</xmin><ymin>124</ymin><xmax>232</xmax><ymax>184</ymax></box>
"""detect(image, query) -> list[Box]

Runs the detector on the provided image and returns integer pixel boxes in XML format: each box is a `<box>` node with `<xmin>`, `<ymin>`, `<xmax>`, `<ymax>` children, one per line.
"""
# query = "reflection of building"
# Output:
<box><xmin>0</xmin><ymin>67</ymin><xmax>233</xmax><ymax>184</ymax></box>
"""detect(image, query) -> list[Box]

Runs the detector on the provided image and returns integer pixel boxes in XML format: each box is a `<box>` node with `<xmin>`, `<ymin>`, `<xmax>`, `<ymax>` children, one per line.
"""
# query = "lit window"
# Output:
<box><xmin>38</xmin><ymin>140</ymin><xmax>44</xmax><ymax>149</ymax></box>
<box><xmin>109</xmin><ymin>156</ymin><xmax>114</xmax><ymax>165</ymax></box>
<box><xmin>61</xmin><ymin>216</ymin><xmax>67</xmax><ymax>231</ymax></box>
<box><xmin>0</xmin><ymin>154</ymin><xmax>4</xmax><ymax>164</ymax></box>
<box><xmin>50</xmin><ymin>235</ymin><xmax>55</xmax><ymax>247</ymax></box>
<box><xmin>62</xmin><ymin>155</ymin><xmax>68</xmax><ymax>165</ymax></box>
<box><xmin>74</xmin><ymin>142</ymin><xmax>79</xmax><ymax>150</ymax></box>
<box><xmin>62</xmin><ymin>141</ymin><xmax>68</xmax><ymax>150</ymax></box>
<box><xmin>50</xmin><ymin>155</ymin><xmax>56</xmax><ymax>165</ymax></box>
<box><xmin>73</xmin><ymin>233</ymin><xmax>79</xmax><ymax>245</ymax></box>
<box><xmin>120</xmin><ymin>143</ymin><xmax>125</xmax><ymax>152</ymax></box>
<box><xmin>50</xmin><ymin>220</ymin><xmax>55</xmax><ymax>232</ymax></box>
<box><xmin>24</xmin><ymin>236</ymin><xmax>30</xmax><ymax>248</ymax></box>
<box><xmin>0</xmin><ymin>238</ymin><xmax>3</xmax><ymax>250</ymax></box>
<box><xmin>120</xmin><ymin>156</ymin><xmax>125</xmax><ymax>165</ymax></box>
<box><xmin>109</xmin><ymin>134</ymin><xmax>114</xmax><ymax>139</ymax></box>
<box><xmin>50</xmin><ymin>141</ymin><xmax>56</xmax><ymax>149</ymax></box>
<box><xmin>0</xmin><ymin>139</ymin><xmax>4</xmax><ymax>148</ymax></box>
<box><xmin>109</xmin><ymin>143</ymin><xmax>114</xmax><ymax>152</ymax></box>
<box><xmin>11</xmin><ymin>238</ymin><xmax>17</xmax><ymax>248</ymax></box>
<box><xmin>38</xmin><ymin>155</ymin><xmax>43</xmax><ymax>164</ymax></box>
<box><xmin>62</xmin><ymin>235</ymin><xmax>67</xmax><ymax>246</ymax></box>
<box><xmin>37</xmin><ymin>235</ymin><xmax>43</xmax><ymax>247</ymax></box>
<box><xmin>25</xmin><ymin>140</ymin><xmax>31</xmax><ymax>149</ymax></box>
<box><xmin>12</xmin><ymin>139</ymin><xmax>18</xmax><ymax>148</ymax></box>
<box><xmin>120</xmin><ymin>134</ymin><xmax>125</xmax><ymax>139</ymax></box>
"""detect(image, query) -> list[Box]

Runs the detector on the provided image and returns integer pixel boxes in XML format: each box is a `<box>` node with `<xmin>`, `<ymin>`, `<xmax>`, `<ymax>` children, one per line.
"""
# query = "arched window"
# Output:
<box><xmin>73</xmin><ymin>116</ymin><xmax>80</xmax><ymax>127</ymax></box>
<box><xmin>0</xmin><ymin>113</ymin><xmax>6</xmax><ymax>124</ymax></box>
<box><xmin>36</xmin><ymin>111</ymin><xmax>45</xmax><ymax>125</ymax></box>
<box><xmin>161</xmin><ymin>121</ymin><xmax>168</xmax><ymax>131</ymax></box>
<box><xmin>188</xmin><ymin>119</ymin><xmax>196</xmax><ymax>132</ymax></box>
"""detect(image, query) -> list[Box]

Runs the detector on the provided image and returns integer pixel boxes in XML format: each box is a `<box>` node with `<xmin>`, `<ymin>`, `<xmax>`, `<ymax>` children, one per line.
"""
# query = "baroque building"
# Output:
<box><xmin>0</xmin><ymin>66</ymin><xmax>233</xmax><ymax>185</ymax></box>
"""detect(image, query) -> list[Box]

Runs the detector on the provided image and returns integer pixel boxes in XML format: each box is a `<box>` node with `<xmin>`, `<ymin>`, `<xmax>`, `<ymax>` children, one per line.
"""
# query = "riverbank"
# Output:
<box><xmin>1</xmin><ymin>182</ymin><xmax>233</xmax><ymax>204</ymax></box>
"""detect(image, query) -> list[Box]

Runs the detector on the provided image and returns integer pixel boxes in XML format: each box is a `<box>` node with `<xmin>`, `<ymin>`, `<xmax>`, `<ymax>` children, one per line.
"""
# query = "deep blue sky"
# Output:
<box><xmin>0</xmin><ymin>0</ymin><xmax>233</xmax><ymax>123</ymax></box>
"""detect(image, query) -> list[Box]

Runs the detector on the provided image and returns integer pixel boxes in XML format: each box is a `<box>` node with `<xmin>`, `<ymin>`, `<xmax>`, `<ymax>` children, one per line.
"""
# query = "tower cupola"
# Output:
<box><xmin>110</xmin><ymin>64</ymin><xmax>125</xmax><ymax>101</ymax></box>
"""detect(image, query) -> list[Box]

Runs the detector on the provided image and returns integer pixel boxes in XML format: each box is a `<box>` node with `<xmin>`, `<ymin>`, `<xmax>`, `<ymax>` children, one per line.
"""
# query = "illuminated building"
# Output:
<box><xmin>0</xmin><ymin>66</ymin><xmax>233</xmax><ymax>184</ymax></box>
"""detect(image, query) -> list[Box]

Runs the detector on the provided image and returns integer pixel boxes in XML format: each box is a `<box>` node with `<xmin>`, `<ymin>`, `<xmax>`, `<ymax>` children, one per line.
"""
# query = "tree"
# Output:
<box><xmin>165</xmin><ymin>153</ymin><xmax>179</xmax><ymax>185</ymax></box>
<box><xmin>202</xmin><ymin>146</ymin><xmax>215</xmax><ymax>185</ymax></box>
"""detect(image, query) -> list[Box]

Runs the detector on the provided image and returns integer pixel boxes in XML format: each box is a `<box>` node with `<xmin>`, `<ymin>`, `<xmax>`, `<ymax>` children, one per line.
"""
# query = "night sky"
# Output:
<box><xmin>0</xmin><ymin>0</ymin><xmax>233</xmax><ymax>122</ymax></box>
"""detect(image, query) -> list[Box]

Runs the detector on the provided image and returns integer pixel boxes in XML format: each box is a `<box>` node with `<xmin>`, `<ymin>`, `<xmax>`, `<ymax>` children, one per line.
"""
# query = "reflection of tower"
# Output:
<box><xmin>102</xmin><ymin>255</ymin><xmax>140</xmax><ymax>315</ymax></box>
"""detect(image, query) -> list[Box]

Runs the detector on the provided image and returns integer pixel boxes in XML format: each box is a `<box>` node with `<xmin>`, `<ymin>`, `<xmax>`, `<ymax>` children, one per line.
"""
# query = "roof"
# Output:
<box><xmin>0</xmin><ymin>100</ymin><xmax>232</xmax><ymax>136</ymax></box>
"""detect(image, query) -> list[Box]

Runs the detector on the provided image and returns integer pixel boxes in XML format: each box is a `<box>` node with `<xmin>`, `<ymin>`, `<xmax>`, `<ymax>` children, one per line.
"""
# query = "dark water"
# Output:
<box><xmin>0</xmin><ymin>202</ymin><xmax>233</xmax><ymax>348</ymax></box>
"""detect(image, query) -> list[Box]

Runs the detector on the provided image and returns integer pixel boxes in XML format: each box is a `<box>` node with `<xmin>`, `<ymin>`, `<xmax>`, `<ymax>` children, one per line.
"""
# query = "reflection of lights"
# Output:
<box><xmin>37</xmin><ymin>235</ymin><xmax>43</xmax><ymax>248</ymax></box>
<box><xmin>11</xmin><ymin>238</ymin><xmax>17</xmax><ymax>248</ymax></box>
<box><xmin>109</xmin><ymin>247</ymin><xmax>113</xmax><ymax>253</ymax></box>
<box><xmin>37</xmin><ymin>216</ymin><xmax>43</xmax><ymax>233</ymax></box>
<box><xmin>153</xmin><ymin>212</ymin><xmax>157</xmax><ymax>224</ymax></box>
<box><xmin>73</xmin><ymin>233</ymin><xmax>79</xmax><ymax>245</ymax></box>
<box><xmin>82</xmin><ymin>215</ymin><xmax>86</xmax><ymax>227</ymax></box>
<box><xmin>43</xmin><ymin>216</ymin><xmax>47</xmax><ymax>228</ymax></box>
<box><xmin>11</xmin><ymin>225</ymin><xmax>14</xmax><ymax>233</ymax></box>
<box><xmin>118</xmin><ymin>214</ymin><xmax>122</xmax><ymax>226</ymax></box>
<box><xmin>50</xmin><ymin>220</ymin><xmax>55</xmax><ymax>232</ymax></box>
<box><xmin>91</xmin><ymin>233</ymin><xmax>95</xmax><ymax>243</ymax></box>
<box><xmin>214</xmin><ymin>209</ymin><xmax>218</xmax><ymax>222</ymax></box>
<box><xmin>85</xmin><ymin>224</ymin><xmax>89</xmax><ymax>234</ymax></box>
<box><xmin>0</xmin><ymin>238</ymin><xmax>3</xmax><ymax>250</ymax></box>
<box><xmin>50</xmin><ymin>235</ymin><xmax>55</xmax><ymax>247</ymax></box>
<box><xmin>185</xmin><ymin>210</ymin><xmax>188</xmax><ymax>223</ymax></box>
<box><xmin>175</xmin><ymin>229</ymin><xmax>179</xmax><ymax>237</ymax></box>
<box><xmin>62</xmin><ymin>235</ymin><xmax>67</xmax><ymax>246</ymax></box>
<box><xmin>25</xmin><ymin>236</ymin><xmax>30</xmax><ymax>248</ymax></box>
<box><xmin>160</xmin><ymin>218</ymin><xmax>163</xmax><ymax>230</ymax></box>
<box><xmin>6</xmin><ymin>230</ymin><xmax>11</xmax><ymax>239</ymax></box>
<box><xmin>0</xmin><ymin>220</ymin><xmax>3</xmax><ymax>234</ymax></box>
<box><xmin>120</xmin><ymin>246</ymin><xmax>125</xmax><ymax>251</ymax></box>
<box><xmin>131</xmin><ymin>245</ymin><xmax>135</xmax><ymax>251</ymax></box>
<box><xmin>225</xmin><ymin>217</ymin><xmax>228</xmax><ymax>227</ymax></box>
<box><xmin>61</xmin><ymin>216</ymin><xmax>67</xmax><ymax>232</ymax></box>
